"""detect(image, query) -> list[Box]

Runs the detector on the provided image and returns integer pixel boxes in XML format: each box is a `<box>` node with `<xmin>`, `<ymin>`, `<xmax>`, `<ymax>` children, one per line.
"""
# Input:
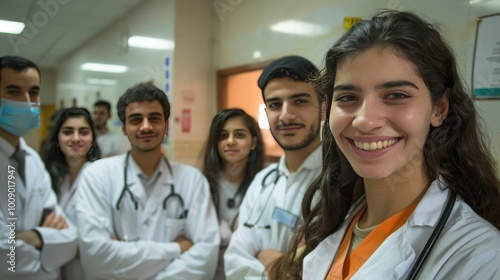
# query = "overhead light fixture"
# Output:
<box><xmin>128</xmin><ymin>36</ymin><xmax>174</xmax><ymax>50</ymax></box>
<box><xmin>269</xmin><ymin>20</ymin><xmax>328</xmax><ymax>37</ymax></box>
<box><xmin>0</xmin><ymin>20</ymin><xmax>25</xmax><ymax>34</ymax></box>
<box><xmin>86</xmin><ymin>78</ymin><xmax>118</xmax><ymax>85</ymax></box>
<box><xmin>81</xmin><ymin>63</ymin><xmax>128</xmax><ymax>73</ymax></box>
<box><xmin>253</xmin><ymin>50</ymin><xmax>262</xmax><ymax>59</ymax></box>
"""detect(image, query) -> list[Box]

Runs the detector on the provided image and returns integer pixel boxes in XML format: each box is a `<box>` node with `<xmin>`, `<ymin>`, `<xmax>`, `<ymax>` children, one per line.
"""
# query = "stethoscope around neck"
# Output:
<box><xmin>243</xmin><ymin>167</ymin><xmax>284</xmax><ymax>229</ymax></box>
<box><xmin>405</xmin><ymin>190</ymin><xmax>456</xmax><ymax>279</ymax></box>
<box><xmin>116</xmin><ymin>151</ymin><xmax>187</xmax><ymax>219</ymax></box>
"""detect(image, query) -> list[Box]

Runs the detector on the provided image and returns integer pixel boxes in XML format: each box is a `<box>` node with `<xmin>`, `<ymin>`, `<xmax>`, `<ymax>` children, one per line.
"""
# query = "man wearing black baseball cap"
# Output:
<box><xmin>225</xmin><ymin>55</ymin><xmax>324</xmax><ymax>279</ymax></box>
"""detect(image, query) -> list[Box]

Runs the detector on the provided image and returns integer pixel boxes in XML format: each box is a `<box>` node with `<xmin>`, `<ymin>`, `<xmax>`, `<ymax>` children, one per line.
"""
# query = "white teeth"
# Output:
<box><xmin>354</xmin><ymin>139</ymin><xmax>397</xmax><ymax>151</ymax></box>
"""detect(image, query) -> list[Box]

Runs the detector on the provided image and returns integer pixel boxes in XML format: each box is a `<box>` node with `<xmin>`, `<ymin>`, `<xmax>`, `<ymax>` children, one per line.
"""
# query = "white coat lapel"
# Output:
<box><xmin>303</xmin><ymin>199</ymin><xmax>366</xmax><ymax>280</ymax></box>
<box><xmin>303</xmin><ymin>221</ymin><xmax>346</xmax><ymax>280</ymax></box>
<box><xmin>126</xmin><ymin>173</ymin><xmax>146</xmax><ymax>209</ymax></box>
<box><xmin>22</xmin><ymin>151</ymin><xmax>45</xmax><ymax>229</ymax></box>
<box><xmin>139</xmin><ymin>158</ymin><xmax>174</xmax><ymax>224</ymax></box>
<box><xmin>354</xmin><ymin>182</ymin><xmax>451</xmax><ymax>279</ymax></box>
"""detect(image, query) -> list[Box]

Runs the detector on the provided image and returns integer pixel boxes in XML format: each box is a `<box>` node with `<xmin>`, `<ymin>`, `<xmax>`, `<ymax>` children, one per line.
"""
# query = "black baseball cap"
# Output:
<box><xmin>257</xmin><ymin>55</ymin><xmax>318</xmax><ymax>92</ymax></box>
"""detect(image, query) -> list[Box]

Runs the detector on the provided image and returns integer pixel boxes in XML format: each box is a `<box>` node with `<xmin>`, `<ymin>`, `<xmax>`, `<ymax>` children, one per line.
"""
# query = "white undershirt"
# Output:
<box><xmin>349</xmin><ymin>222</ymin><xmax>378</xmax><ymax>254</ymax></box>
<box><xmin>218</xmin><ymin>174</ymin><xmax>240</xmax><ymax>221</ymax></box>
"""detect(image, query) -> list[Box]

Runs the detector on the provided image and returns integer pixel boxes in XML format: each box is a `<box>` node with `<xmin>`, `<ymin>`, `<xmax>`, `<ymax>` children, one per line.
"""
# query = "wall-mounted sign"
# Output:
<box><xmin>343</xmin><ymin>17</ymin><xmax>362</xmax><ymax>30</ymax></box>
<box><xmin>182</xmin><ymin>108</ymin><xmax>191</xmax><ymax>133</ymax></box>
<box><xmin>472</xmin><ymin>13</ymin><xmax>500</xmax><ymax>99</ymax></box>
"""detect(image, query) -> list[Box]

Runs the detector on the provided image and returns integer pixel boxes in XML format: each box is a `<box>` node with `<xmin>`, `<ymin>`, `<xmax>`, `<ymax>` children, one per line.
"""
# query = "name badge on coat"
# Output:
<box><xmin>272</xmin><ymin>207</ymin><xmax>298</xmax><ymax>228</ymax></box>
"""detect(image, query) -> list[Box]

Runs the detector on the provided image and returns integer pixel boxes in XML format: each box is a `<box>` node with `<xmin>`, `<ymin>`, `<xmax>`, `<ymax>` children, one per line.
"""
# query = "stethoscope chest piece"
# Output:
<box><xmin>227</xmin><ymin>198</ymin><xmax>235</xmax><ymax>209</ymax></box>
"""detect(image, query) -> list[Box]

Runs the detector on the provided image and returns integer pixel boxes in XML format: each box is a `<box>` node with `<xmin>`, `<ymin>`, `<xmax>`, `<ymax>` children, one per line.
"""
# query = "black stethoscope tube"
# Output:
<box><xmin>243</xmin><ymin>167</ymin><xmax>281</xmax><ymax>229</ymax></box>
<box><xmin>116</xmin><ymin>151</ymin><xmax>185</xmax><ymax>216</ymax></box>
<box><xmin>405</xmin><ymin>190</ymin><xmax>457</xmax><ymax>280</ymax></box>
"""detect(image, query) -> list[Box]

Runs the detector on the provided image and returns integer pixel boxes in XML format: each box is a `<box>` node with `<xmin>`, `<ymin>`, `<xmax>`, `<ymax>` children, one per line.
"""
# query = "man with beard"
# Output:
<box><xmin>225</xmin><ymin>56</ymin><xmax>324</xmax><ymax>279</ymax></box>
<box><xmin>92</xmin><ymin>100</ymin><xmax>130</xmax><ymax>157</ymax></box>
<box><xmin>75</xmin><ymin>83</ymin><xmax>220</xmax><ymax>279</ymax></box>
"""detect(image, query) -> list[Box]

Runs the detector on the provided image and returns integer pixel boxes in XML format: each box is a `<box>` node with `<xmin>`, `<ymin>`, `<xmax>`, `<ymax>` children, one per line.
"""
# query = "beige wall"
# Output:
<box><xmin>170</xmin><ymin>0</ymin><xmax>214</xmax><ymax>166</ymax></box>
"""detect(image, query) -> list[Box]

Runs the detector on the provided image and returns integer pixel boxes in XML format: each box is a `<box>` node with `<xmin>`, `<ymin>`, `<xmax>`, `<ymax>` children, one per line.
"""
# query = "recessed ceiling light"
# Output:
<box><xmin>269</xmin><ymin>20</ymin><xmax>328</xmax><ymax>37</ymax></box>
<box><xmin>0</xmin><ymin>20</ymin><xmax>25</xmax><ymax>34</ymax></box>
<box><xmin>128</xmin><ymin>36</ymin><xmax>174</xmax><ymax>50</ymax></box>
<box><xmin>81</xmin><ymin>63</ymin><xmax>128</xmax><ymax>73</ymax></box>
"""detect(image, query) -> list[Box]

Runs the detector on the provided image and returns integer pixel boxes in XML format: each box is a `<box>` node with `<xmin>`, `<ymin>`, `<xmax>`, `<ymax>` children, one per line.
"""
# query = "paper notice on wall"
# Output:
<box><xmin>472</xmin><ymin>13</ymin><xmax>500</xmax><ymax>99</ymax></box>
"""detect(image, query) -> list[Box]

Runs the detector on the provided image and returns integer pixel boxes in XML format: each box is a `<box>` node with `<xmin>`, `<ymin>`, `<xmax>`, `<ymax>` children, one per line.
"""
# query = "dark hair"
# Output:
<box><xmin>43</xmin><ymin>107</ymin><xmax>100</xmax><ymax>196</ymax></box>
<box><xmin>269</xmin><ymin>10</ymin><xmax>500</xmax><ymax>279</ymax></box>
<box><xmin>93</xmin><ymin>100</ymin><xmax>112</xmax><ymax>114</ymax></box>
<box><xmin>117</xmin><ymin>83</ymin><xmax>170</xmax><ymax>123</ymax></box>
<box><xmin>40</xmin><ymin>109</ymin><xmax>65</xmax><ymax>163</ymax></box>
<box><xmin>201</xmin><ymin>108</ymin><xmax>264</xmax><ymax>218</ymax></box>
<box><xmin>0</xmin><ymin>56</ymin><xmax>41</xmax><ymax>81</ymax></box>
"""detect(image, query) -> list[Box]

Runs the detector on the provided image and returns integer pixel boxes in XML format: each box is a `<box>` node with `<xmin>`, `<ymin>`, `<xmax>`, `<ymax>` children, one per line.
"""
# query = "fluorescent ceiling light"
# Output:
<box><xmin>128</xmin><ymin>36</ymin><xmax>174</xmax><ymax>50</ymax></box>
<box><xmin>0</xmin><ymin>20</ymin><xmax>25</xmax><ymax>34</ymax></box>
<box><xmin>86</xmin><ymin>78</ymin><xmax>118</xmax><ymax>86</ymax></box>
<box><xmin>81</xmin><ymin>63</ymin><xmax>128</xmax><ymax>73</ymax></box>
<box><xmin>269</xmin><ymin>20</ymin><xmax>328</xmax><ymax>37</ymax></box>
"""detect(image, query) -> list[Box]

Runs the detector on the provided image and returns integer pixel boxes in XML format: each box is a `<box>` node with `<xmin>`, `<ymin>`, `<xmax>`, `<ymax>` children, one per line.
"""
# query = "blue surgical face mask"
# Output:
<box><xmin>0</xmin><ymin>98</ymin><xmax>40</xmax><ymax>136</ymax></box>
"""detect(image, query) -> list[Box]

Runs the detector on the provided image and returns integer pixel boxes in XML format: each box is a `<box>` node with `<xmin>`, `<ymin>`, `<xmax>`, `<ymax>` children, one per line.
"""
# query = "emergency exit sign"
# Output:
<box><xmin>344</xmin><ymin>17</ymin><xmax>362</xmax><ymax>30</ymax></box>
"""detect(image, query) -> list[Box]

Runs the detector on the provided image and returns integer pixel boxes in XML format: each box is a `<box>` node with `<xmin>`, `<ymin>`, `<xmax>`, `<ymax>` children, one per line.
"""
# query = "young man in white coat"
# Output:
<box><xmin>75</xmin><ymin>82</ymin><xmax>220</xmax><ymax>279</ymax></box>
<box><xmin>0</xmin><ymin>56</ymin><xmax>78</xmax><ymax>279</ymax></box>
<box><xmin>224</xmin><ymin>56</ymin><xmax>324</xmax><ymax>279</ymax></box>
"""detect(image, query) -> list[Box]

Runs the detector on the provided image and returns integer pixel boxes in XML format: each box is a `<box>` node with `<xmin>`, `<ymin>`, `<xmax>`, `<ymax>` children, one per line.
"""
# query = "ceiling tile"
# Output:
<box><xmin>0</xmin><ymin>0</ymin><xmax>149</xmax><ymax>68</ymax></box>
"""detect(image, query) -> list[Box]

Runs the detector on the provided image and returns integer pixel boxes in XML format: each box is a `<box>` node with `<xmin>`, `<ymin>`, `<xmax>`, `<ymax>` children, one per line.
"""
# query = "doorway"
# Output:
<box><xmin>217</xmin><ymin>62</ymin><xmax>283</xmax><ymax>162</ymax></box>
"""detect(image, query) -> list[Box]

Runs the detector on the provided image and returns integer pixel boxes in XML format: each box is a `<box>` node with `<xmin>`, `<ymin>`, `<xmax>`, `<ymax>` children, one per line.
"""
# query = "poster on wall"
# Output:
<box><xmin>472</xmin><ymin>13</ymin><xmax>500</xmax><ymax>99</ymax></box>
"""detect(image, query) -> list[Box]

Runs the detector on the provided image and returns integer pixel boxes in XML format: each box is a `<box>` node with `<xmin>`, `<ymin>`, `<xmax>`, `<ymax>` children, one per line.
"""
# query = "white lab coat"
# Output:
<box><xmin>0</xmin><ymin>137</ymin><xmax>78</xmax><ymax>280</ymax></box>
<box><xmin>75</xmin><ymin>154</ymin><xmax>220</xmax><ymax>280</ymax></box>
<box><xmin>303</xmin><ymin>179</ymin><xmax>500</xmax><ymax>279</ymax></box>
<box><xmin>96</xmin><ymin>131</ymin><xmax>130</xmax><ymax>158</ymax></box>
<box><xmin>225</xmin><ymin>146</ymin><xmax>322</xmax><ymax>280</ymax></box>
<box><xmin>214</xmin><ymin>174</ymin><xmax>247</xmax><ymax>280</ymax></box>
<box><xmin>59</xmin><ymin>162</ymin><xmax>91</xmax><ymax>280</ymax></box>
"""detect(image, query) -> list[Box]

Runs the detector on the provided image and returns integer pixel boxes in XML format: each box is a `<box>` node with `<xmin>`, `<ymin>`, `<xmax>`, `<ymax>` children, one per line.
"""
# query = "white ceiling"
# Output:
<box><xmin>2</xmin><ymin>0</ymin><xmax>499</xmax><ymax>70</ymax></box>
<box><xmin>0</xmin><ymin>0</ymin><xmax>147</xmax><ymax>69</ymax></box>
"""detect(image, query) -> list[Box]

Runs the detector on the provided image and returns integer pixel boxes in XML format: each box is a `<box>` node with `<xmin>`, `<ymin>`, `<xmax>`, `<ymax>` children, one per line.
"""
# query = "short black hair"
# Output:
<box><xmin>116</xmin><ymin>83</ymin><xmax>170</xmax><ymax>123</ymax></box>
<box><xmin>0</xmin><ymin>56</ymin><xmax>41</xmax><ymax>81</ymax></box>
<box><xmin>93</xmin><ymin>100</ymin><xmax>112</xmax><ymax>114</ymax></box>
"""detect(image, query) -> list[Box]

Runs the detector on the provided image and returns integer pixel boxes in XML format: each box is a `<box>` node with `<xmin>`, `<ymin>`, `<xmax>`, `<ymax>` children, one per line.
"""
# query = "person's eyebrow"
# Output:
<box><xmin>333</xmin><ymin>84</ymin><xmax>361</xmax><ymax>92</ymax></box>
<box><xmin>127</xmin><ymin>113</ymin><xmax>143</xmax><ymax>119</ymax></box>
<box><xmin>265</xmin><ymin>92</ymin><xmax>312</xmax><ymax>103</ymax></box>
<box><xmin>333</xmin><ymin>80</ymin><xmax>419</xmax><ymax>92</ymax></box>
<box><xmin>375</xmin><ymin>80</ymin><xmax>419</xmax><ymax>90</ymax></box>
